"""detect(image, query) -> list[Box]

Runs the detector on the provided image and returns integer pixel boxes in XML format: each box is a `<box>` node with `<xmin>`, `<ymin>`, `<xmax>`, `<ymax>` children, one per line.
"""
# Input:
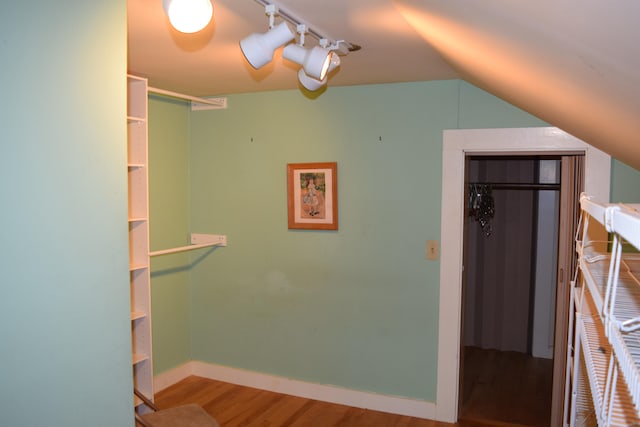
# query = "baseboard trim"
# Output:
<box><xmin>153</xmin><ymin>362</ymin><xmax>192</xmax><ymax>393</ymax></box>
<box><xmin>154</xmin><ymin>361</ymin><xmax>436</xmax><ymax>420</ymax></box>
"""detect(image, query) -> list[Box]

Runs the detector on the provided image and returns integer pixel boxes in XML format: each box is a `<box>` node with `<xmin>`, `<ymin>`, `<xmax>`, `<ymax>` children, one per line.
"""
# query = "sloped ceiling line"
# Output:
<box><xmin>394</xmin><ymin>0</ymin><xmax>640</xmax><ymax>169</ymax></box>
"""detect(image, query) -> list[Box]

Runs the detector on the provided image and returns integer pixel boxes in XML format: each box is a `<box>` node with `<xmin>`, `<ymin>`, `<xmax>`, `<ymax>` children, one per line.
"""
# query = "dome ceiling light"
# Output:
<box><xmin>163</xmin><ymin>0</ymin><xmax>214</xmax><ymax>34</ymax></box>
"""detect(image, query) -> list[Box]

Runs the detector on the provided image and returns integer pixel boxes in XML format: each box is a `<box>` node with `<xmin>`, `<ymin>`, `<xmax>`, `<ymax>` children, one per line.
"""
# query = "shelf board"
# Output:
<box><xmin>131</xmin><ymin>311</ymin><xmax>147</xmax><ymax>321</ymax></box>
<box><xmin>128</xmin><ymin>163</ymin><xmax>145</xmax><ymax>169</ymax></box>
<box><xmin>127</xmin><ymin>115</ymin><xmax>146</xmax><ymax>124</ymax></box>
<box><xmin>129</xmin><ymin>263</ymin><xmax>149</xmax><ymax>272</ymax></box>
<box><xmin>132</xmin><ymin>353</ymin><xmax>149</xmax><ymax>366</ymax></box>
<box><xmin>579</xmin><ymin>252</ymin><xmax>640</xmax><ymax>331</ymax></box>
<box><xmin>128</xmin><ymin>217</ymin><xmax>148</xmax><ymax>223</ymax></box>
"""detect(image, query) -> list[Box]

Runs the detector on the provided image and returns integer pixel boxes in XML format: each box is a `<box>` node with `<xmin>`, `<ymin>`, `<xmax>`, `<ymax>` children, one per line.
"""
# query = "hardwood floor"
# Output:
<box><xmin>150</xmin><ymin>372</ymin><xmax>550</xmax><ymax>427</ymax></box>
<box><xmin>460</xmin><ymin>347</ymin><xmax>553</xmax><ymax>427</ymax></box>
<box><xmin>152</xmin><ymin>376</ymin><xmax>447</xmax><ymax>427</ymax></box>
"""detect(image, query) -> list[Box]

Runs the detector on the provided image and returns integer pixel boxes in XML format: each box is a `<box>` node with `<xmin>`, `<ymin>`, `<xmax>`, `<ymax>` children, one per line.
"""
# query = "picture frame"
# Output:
<box><xmin>287</xmin><ymin>162</ymin><xmax>338</xmax><ymax>230</ymax></box>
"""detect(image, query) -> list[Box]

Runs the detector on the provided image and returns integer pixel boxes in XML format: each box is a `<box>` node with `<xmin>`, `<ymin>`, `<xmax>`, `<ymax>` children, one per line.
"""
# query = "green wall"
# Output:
<box><xmin>185</xmin><ymin>80</ymin><xmax>547</xmax><ymax>401</ymax></box>
<box><xmin>0</xmin><ymin>1</ymin><xmax>133</xmax><ymax>426</ymax></box>
<box><xmin>611</xmin><ymin>160</ymin><xmax>640</xmax><ymax>202</ymax></box>
<box><xmin>148</xmin><ymin>80</ymin><xmax>640</xmax><ymax>402</ymax></box>
<box><xmin>148</xmin><ymin>96</ymin><xmax>192</xmax><ymax>373</ymax></box>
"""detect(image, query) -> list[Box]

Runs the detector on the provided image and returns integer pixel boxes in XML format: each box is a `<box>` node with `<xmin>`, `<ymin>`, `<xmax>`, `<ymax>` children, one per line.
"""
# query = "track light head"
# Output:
<box><xmin>240</xmin><ymin>21</ymin><xmax>295</xmax><ymax>69</ymax></box>
<box><xmin>298</xmin><ymin>52</ymin><xmax>340</xmax><ymax>91</ymax></box>
<box><xmin>163</xmin><ymin>0</ymin><xmax>213</xmax><ymax>34</ymax></box>
<box><xmin>282</xmin><ymin>44</ymin><xmax>333</xmax><ymax>81</ymax></box>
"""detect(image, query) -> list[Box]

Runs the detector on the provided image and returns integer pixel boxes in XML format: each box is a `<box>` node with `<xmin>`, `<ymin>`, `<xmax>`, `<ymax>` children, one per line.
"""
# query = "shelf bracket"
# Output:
<box><xmin>149</xmin><ymin>234</ymin><xmax>227</xmax><ymax>257</ymax></box>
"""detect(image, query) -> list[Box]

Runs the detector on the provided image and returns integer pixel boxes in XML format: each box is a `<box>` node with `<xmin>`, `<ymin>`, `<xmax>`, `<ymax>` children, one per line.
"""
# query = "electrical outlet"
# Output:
<box><xmin>426</xmin><ymin>240</ymin><xmax>439</xmax><ymax>260</ymax></box>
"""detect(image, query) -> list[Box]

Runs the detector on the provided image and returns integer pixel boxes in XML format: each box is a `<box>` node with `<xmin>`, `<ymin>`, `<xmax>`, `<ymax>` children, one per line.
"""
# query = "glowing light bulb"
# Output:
<box><xmin>163</xmin><ymin>0</ymin><xmax>213</xmax><ymax>34</ymax></box>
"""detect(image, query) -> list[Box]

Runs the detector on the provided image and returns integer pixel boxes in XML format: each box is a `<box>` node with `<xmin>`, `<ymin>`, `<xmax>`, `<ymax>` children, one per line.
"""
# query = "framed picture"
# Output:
<box><xmin>287</xmin><ymin>162</ymin><xmax>338</xmax><ymax>230</ymax></box>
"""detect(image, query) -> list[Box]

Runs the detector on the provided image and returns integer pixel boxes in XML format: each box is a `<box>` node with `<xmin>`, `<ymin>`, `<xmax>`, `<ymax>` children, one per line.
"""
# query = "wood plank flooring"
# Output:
<box><xmin>460</xmin><ymin>347</ymin><xmax>553</xmax><ymax>427</ymax></box>
<box><xmin>150</xmin><ymin>348</ymin><xmax>553</xmax><ymax>427</ymax></box>
<box><xmin>153</xmin><ymin>376</ymin><xmax>451</xmax><ymax>427</ymax></box>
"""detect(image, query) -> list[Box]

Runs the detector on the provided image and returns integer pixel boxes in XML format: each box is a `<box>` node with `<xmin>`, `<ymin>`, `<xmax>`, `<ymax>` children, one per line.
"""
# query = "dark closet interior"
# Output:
<box><xmin>460</xmin><ymin>156</ymin><xmax>560</xmax><ymax>426</ymax></box>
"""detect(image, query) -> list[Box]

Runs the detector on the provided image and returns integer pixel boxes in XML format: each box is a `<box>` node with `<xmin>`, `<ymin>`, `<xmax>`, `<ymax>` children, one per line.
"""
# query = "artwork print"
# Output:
<box><xmin>287</xmin><ymin>162</ymin><xmax>338</xmax><ymax>230</ymax></box>
<box><xmin>300</xmin><ymin>171</ymin><xmax>325</xmax><ymax>218</ymax></box>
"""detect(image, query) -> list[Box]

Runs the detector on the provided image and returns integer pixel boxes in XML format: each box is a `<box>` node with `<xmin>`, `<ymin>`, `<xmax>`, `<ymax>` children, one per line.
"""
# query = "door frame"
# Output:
<box><xmin>435</xmin><ymin>127</ymin><xmax>610</xmax><ymax>422</ymax></box>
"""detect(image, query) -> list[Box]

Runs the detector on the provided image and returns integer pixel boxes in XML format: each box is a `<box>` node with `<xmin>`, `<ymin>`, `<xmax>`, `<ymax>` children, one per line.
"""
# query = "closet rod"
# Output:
<box><xmin>470</xmin><ymin>182</ymin><xmax>560</xmax><ymax>191</ymax></box>
<box><xmin>148</xmin><ymin>86</ymin><xmax>226</xmax><ymax>108</ymax></box>
<box><xmin>149</xmin><ymin>242</ymin><xmax>221</xmax><ymax>257</ymax></box>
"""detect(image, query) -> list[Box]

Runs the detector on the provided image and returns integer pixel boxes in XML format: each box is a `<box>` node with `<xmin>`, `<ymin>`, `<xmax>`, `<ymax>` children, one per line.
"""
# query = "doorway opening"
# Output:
<box><xmin>459</xmin><ymin>155</ymin><xmax>564</xmax><ymax>426</ymax></box>
<box><xmin>436</xmin><ymin>127</ymin><xmax>611</xmax><ymax>425</ymax></box>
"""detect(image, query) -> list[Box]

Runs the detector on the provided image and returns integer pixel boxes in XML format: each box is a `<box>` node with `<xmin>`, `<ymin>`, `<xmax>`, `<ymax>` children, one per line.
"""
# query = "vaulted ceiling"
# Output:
<box><xmin>128</xmin><ymin>0</ymin><xmax>640</xmax><ymax>169</ymax></box>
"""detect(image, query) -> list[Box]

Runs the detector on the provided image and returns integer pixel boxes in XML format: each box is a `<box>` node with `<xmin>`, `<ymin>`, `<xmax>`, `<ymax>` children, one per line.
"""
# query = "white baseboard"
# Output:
<box><xmin>153</xmin><ymin>362</ymin><xmax>192</xmax><ymax>393</ymax></box>
<box><xmin>154</xmin><ymin>361</ymin><xmax>436</xmax><ymax>420</ymax></box>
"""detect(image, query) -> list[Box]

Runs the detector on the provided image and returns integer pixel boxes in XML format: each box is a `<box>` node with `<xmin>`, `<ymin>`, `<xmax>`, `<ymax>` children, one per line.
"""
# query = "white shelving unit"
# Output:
<box><xmin>567</xmin><ymin>194</ymin><xmax>640</xmax><ymax>426</ymax></box>
<box><xmin>127</xmin><ymin>74</ymin><xmax>153</xmax><ymax>410</ymax></box>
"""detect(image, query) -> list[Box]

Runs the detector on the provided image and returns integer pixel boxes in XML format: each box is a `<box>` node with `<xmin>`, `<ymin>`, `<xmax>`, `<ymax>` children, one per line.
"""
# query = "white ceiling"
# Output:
<box><xmin>128</xmin><ymin>0</ymin><xmax>640</xmax><ymax>170</ymax></box>
<box><xmin>127</xmin><ymin>0</ymin><xmax>459</xmax><ymax>95</ymax></box>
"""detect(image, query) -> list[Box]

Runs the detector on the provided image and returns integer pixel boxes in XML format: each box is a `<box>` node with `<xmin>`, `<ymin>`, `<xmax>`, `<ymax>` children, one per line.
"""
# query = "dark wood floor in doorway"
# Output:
<box><xmin>460</xmin><ymin>347</ymin><xmax>553</xmax><ymax>427</ymax></box>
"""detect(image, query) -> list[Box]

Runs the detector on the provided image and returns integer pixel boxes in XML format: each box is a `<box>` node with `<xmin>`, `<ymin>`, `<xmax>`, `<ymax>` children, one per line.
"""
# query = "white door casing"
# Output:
<box><xmin>436</xmin><ymin>127</ymin><xmax>610</xmax><ymax>422</ymax></box>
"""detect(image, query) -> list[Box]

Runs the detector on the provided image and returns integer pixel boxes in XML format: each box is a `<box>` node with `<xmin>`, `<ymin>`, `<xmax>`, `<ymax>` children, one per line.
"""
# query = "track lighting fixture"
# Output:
<box><xmin>283</xmin><ymin>45</ymin><xmax>333</xmax><ymax>81</ymax></box>
<box><xmin>240</xmin><ymin>5</ymin><xmax>295</xmax><ymax>69</ymax></box>
<box><xmin>163</xmin><ymin>0</ymin><xmax>213</xmax><ymax>34</ymax></box>
<box><xmin>282</xmin><ymin>26</ymin><xmax>334</xmax><ymax>81</ymax></box>
<box><xmin>240</xmin><ymin>1</ymin><xmax>361</xmax><ymax>91</ymax></box>
<box><xmin>297</xmin><ymin>52</ymin><xmax>340</xmax><ymax>91</ymax></box>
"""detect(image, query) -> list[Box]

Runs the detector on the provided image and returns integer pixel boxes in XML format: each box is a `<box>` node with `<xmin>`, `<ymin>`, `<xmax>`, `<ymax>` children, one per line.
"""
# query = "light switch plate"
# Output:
<box><xmin>427</xmin><ymin>240</ymin><xmax>439</xmax><ymax>260</ymax></box>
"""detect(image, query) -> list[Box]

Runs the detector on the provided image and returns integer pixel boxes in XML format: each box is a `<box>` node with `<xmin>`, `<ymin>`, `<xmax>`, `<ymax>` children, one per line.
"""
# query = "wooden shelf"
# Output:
<box><xmin>127</xmin><ymin>115</ymin><xmax>146</xmax><ymax>123</ymax></box>
<box><xmin>128</xmin><ymin>217</ymin><xmax>148</xmax><ymax>223</ymax></box>
<box><xmin>132</xmin><ymin>353</ymin><xmax>149</xmax><ymax>366</ymax></box>
<box><xmin>131</xmin><ymin>311</ymin><xmax>146</xmax><ymax>321</ymax></box>
<box><xmin>129</xmin><ymin>263</ymin><xmax>148</xmax><ymax>272</ymax></box>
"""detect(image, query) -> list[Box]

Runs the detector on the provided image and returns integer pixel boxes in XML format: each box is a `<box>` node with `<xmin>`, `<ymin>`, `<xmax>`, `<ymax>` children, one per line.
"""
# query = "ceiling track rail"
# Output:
<box><xmin>253</xmin><ymin>0</ymin><xmax>361</xmax><ymax>54</ymax></box>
